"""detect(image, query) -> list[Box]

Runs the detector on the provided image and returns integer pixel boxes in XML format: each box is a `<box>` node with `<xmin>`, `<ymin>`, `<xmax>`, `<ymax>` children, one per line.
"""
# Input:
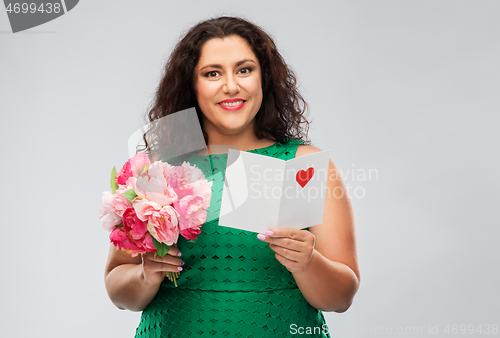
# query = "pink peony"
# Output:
<box><xmin>165</xmin><ymin>162</ymin><xmax>212</xmax><ymax>207</ymax></box>
<box><xmin>101</xmin><ymin>155</ymin><xmax>213</xmax><ymax>257</ymax></box>
<box><xmin>174</xmin><ymin>195</ymin><xmax>207</xmax><ymax>240</ymax></box>
<box><xmin>99</xmin><ymin>191</ymin><xmax>123</xmax><ymax>231</ymax></box>
<box><xmin>110</xmin><ymin>193</ymin><xmax>133</xmax><ymax>217</ymax></box>
<box><xmin>135</xmin><ymin>161</ymin><xmax>178</xmax><ymax>206</ymax></box>
<box><xmin>180</xmin><ymin>226</ymin><xmax>201</xmax><ymax>240</ymax></box>
<box><xmin>122</xmin><ymin>208</ymin><xmax>148</xmax><ymax>240</ymax></box>
<box><xmin>121</xmin><ymin>208</ymin><xmax>156</xmax><ymax>255</ymax></box>
<box><xmin>180</xmin><ymin>162</ymin><xmax>212</xmax><ymax>209</ymax></box>
<box><xmin>164</xmin><ymin>164</ymin><xmax>191</xmax><ymax>199</ymax></box>
<box><xmin>135</xmin><ymin>232</ymin><xmax>156</xmax><ymax>253</ymax></box>
<box><xmin>117</xmin><ymin>176</ymin><xmax>138</xmax><ymax>194</ymax></box>
<box><xmin>108</xmin><ymin>208</ymin><xmax>157</xmax><ymax>257</ymax></box>
<box><xmin>116</xmin><ymin>153</ymin><xmax>150</xmax><ymax>186</ymax></box>
<box><xmin>134</xmin><ymin>200</ymin><xmax>180</xmax><ymax>246</ymax></box>
<box><xmin>109</xmin><ymin>228</ymin><xmax>141</xmax><ymax>252</ymax></box>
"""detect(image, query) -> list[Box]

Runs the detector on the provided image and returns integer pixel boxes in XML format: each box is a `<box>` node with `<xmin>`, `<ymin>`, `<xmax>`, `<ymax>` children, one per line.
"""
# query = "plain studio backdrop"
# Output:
<box><xmin>1</xmin><ymin>1</ymin><xmax>499</xmax><ymax>337</ymax></box>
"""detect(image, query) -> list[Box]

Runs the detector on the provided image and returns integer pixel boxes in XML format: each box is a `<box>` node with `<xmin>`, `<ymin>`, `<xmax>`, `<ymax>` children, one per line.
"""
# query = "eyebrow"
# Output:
<box><xmin>199</xmin><ymin>59</ymin><xmax>256</xmax><ymax>72</ymax></box>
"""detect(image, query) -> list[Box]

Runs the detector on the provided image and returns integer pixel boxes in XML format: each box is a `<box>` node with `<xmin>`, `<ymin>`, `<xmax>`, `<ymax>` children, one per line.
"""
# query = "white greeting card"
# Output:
<box><xmin>218</xmin><ymin>149</ymin><xmax>330</xmax><ymax>233</ymax></box>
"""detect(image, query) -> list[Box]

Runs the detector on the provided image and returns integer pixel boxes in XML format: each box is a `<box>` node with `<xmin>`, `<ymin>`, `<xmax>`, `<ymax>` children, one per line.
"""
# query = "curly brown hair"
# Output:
<box><xmin>140</xmin><ymin>16</ymin><xmax>311</xmax><ymax>155</ymax></box>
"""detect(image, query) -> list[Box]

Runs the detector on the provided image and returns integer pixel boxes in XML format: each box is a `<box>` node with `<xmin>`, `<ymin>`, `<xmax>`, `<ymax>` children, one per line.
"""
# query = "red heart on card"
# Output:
<box><xmin>296</xmin><ymin>167</ymin><xmax>314</xmax><ymax>188</ymax></box>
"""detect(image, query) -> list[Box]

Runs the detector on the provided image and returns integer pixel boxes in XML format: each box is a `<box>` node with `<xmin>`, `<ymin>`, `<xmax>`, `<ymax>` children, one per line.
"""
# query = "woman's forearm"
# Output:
<box><xmin>105</xmin><ymin>263</ymin><xmax>161</xmax><ymax>312</ymax></box>
<box><xmin>292</xmin><ymin>250</ymin><xmax>360</xmax><ymax>312</ymax></box>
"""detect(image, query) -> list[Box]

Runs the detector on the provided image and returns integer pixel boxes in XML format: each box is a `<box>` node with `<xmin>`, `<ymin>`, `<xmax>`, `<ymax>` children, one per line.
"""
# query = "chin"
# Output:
<box><xmin>220</xmin><ymin>126</ymin><xmax>248</xmax><ymax>136</ymax></box>
<box><xmin>218</xmin><ymin>118</ymin><xmax>253</xmax><ymax>132</ymax></box>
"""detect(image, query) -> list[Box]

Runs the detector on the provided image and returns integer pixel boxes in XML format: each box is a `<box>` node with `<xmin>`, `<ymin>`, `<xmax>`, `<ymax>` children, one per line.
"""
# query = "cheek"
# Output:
<box><xmin>247</xmin><ymin>77</ymin><xmax>263</xmax><ymax>100</ymax></box>
<box><xmin>195</xmin><ymin>81</ymin><xmax>213</xmax><ymax>105</ymax></box>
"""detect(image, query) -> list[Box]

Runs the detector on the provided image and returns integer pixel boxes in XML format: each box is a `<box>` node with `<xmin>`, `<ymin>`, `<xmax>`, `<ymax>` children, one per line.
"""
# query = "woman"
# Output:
<box><xmin>105</xmin><ymin>16</ymin><xmax>359</xmax><ymax>337</ymax></box>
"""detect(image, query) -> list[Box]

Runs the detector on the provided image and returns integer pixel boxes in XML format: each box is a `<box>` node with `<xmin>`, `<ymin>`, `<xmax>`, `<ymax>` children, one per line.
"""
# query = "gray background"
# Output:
<box><xmin>1</xmin><ymin>1</ymin><xmax>499</xmax><ymax>337</ymax></box>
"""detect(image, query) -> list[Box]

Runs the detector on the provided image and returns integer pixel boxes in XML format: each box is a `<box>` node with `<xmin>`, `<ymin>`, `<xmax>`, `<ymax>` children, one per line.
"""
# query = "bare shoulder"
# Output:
<box><xmin>296</xmin><ymin>144</ymin><xmax>339</xmax><ymax>176</ymax></box>
<box><xmin>295</xmin><ymin>144</ymin><xmax>324</xmax><ymax>157</ymax></box>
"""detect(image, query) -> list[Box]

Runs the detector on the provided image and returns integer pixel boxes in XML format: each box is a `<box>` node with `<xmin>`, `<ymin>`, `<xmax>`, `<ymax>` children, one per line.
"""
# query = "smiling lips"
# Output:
<box><xmin>218</xmin><ymin>98</ymin><xmax>246</xmax><ymax>110</ymax></box>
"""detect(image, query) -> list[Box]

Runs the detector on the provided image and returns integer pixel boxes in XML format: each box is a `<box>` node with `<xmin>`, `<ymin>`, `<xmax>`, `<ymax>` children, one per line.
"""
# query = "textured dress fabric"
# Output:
<box><xmin>135</xmin><ymin>139</ymin><xmax>331</xmax><ymax>338</ymax></box>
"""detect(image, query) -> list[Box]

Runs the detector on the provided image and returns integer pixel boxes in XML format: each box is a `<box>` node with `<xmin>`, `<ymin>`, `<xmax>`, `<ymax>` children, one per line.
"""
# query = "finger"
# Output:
<box><xmin>267</xmin><ymin>237</ymin><xmax>303</xmax><ymax>252</ymax></box>
<box><xmin>257</xmin><ymin>228</ymin><xmax>311</xmax><ymax>242</ymax></box>
<box><xmin>273</xmin><ymin>228</ymin><xmax>308</xmax><ymax>240</ymax></box>
<box><xmin>143</xmin><ymin>259</ymin><xmax>184</xmax><ymax>274</ymax></box>
<box><xmin>168</xmin><ymin>245</ymin><xmax>182</xmax><ymax>258</ymax></box>
<box><xmin>269</xmin><ymin>233</ymin><xmax>314</xmax><ymax>251</ymax></box>
<box><xmin>269</xmin><ymin>243</ymin><xmax>302</xmax><ymax>261</ymax></box>
<box><xmin>274</xmin><ymin>252</ymin><xmax>303</xmax><ymax>272</ymax></box>
<box><xmin>143</xmin><ymin>252</ymin><xmax>183</xmax><ymax>266</ymax></box>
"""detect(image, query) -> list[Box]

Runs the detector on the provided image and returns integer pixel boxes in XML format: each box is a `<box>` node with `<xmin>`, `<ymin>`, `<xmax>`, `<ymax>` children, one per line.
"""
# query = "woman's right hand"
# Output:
<box><xmin>141</xmin><ymin>245</ymin><xmax>184</xmax><ymax>286</ymax></box>
<box><xmin>105</xmin><ymin>244</ymin><xmax>183</xmax><ymax>311</ymax></box>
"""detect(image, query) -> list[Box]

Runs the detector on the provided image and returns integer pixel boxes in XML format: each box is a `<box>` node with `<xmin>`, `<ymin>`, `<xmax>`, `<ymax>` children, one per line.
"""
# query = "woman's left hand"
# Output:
<box><xmin>257</xmin><ymin>228</ymin><xmax>316</xmax><ymax>273</ymax></box>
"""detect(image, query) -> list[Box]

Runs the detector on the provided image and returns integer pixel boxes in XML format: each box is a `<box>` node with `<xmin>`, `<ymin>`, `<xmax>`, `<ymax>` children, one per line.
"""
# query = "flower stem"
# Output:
<box><xmin>166</xmin><ymin>271</ymin><xmax>180</xmax><ymax>287</ymax></box>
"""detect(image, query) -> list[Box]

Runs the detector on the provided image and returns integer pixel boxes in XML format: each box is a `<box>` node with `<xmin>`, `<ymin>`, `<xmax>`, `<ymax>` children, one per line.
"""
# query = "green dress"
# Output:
<box><xmin>135</xmin><ymin>139</ymin><xmax>331</xmax><ymax>338</ymax></box>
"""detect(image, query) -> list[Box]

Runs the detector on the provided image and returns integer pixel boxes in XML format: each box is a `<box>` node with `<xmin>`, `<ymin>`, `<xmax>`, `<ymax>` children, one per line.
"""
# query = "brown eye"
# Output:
<box><xmin>205</xmin><ymin>71</ymin><xmax>219</xmax><ymax>78</ymax></box>
<box><xmin>238</xmin><ymin>67</ymin><xmax>252</xmax><ymax>74</ymax></box>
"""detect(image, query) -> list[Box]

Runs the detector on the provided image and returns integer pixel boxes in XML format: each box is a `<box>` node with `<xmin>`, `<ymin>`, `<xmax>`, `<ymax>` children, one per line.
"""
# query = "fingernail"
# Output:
<box><xmin>178</xmin><ymin>252</ymin><xmax>182</xmax><ymax>257</ymax></box>
<box><xmin>180</xmin><ymin>261</ymin><xmax>185</xmax><ymax>266</ymax></box>
<box><xmin>265</xmin><ymin>230</ymin><xmax>273</xmax><ymax>236</ymax></box>
<box><xmin>177</xmin><ymin>267</ymin><xmax>183</xmax><ymax>271</ymax></box>
<box><xmin>257</xmin><ymin>234</ymin><xmax>266</xmax><ymax>240</ymax></box>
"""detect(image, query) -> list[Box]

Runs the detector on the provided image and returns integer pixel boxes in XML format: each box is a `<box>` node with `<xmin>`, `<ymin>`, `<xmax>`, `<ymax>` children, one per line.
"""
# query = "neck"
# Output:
<box><xmin>203</xmin><ymin>121</ymin><xmax>274</xmax><ymax>152</ymax></box>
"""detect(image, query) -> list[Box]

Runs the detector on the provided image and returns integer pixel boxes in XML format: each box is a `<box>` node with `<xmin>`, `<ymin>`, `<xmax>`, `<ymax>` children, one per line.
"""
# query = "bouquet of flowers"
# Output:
<box><xmin>99</xmin><ymin>153</ymin><xmax>212</xmax><ymax>286</ymax></box>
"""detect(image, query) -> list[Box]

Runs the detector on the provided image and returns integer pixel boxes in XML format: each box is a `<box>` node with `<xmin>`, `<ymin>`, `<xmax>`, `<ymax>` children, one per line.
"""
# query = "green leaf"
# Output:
<box><xmin>152</xmin><ymin>236</ymin><xmax>171</xmax><ymax>258</ymax></box>
<box><xmin>121</xmin><ymin>189</ymin><xmax>138</xmax><ymax>203</ymax></box>
<box><xmin>188</xmin><ymin>238</ymin><xmax>197</xmax><ymax>243</ymax></box>
<box><xmin>110</xmin><ymin>166</ymin><xmax>118</xmax><ymax>193</ymax></box>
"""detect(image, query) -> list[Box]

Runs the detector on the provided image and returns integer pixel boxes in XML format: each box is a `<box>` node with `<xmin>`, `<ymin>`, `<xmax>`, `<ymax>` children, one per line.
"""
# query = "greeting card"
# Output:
<box><xmin>219</xmin><ymin>149</ymin><xmax>330</xmax><ymax>233</ymax></box>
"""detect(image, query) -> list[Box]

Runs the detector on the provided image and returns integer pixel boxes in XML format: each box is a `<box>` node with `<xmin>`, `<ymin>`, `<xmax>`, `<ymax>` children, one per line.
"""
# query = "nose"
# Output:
<box><xmin>222</xmin><ymin>74</ymin><xmax>240</xmax><ymax>94</ymax></box>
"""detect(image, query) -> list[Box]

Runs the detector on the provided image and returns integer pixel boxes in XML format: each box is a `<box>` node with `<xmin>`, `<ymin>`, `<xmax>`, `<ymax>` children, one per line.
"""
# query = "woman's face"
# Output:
<box><xmin>194</xmin><ymin>35</ymin><xmax>263</xmax><ymax>140</ymax></box>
